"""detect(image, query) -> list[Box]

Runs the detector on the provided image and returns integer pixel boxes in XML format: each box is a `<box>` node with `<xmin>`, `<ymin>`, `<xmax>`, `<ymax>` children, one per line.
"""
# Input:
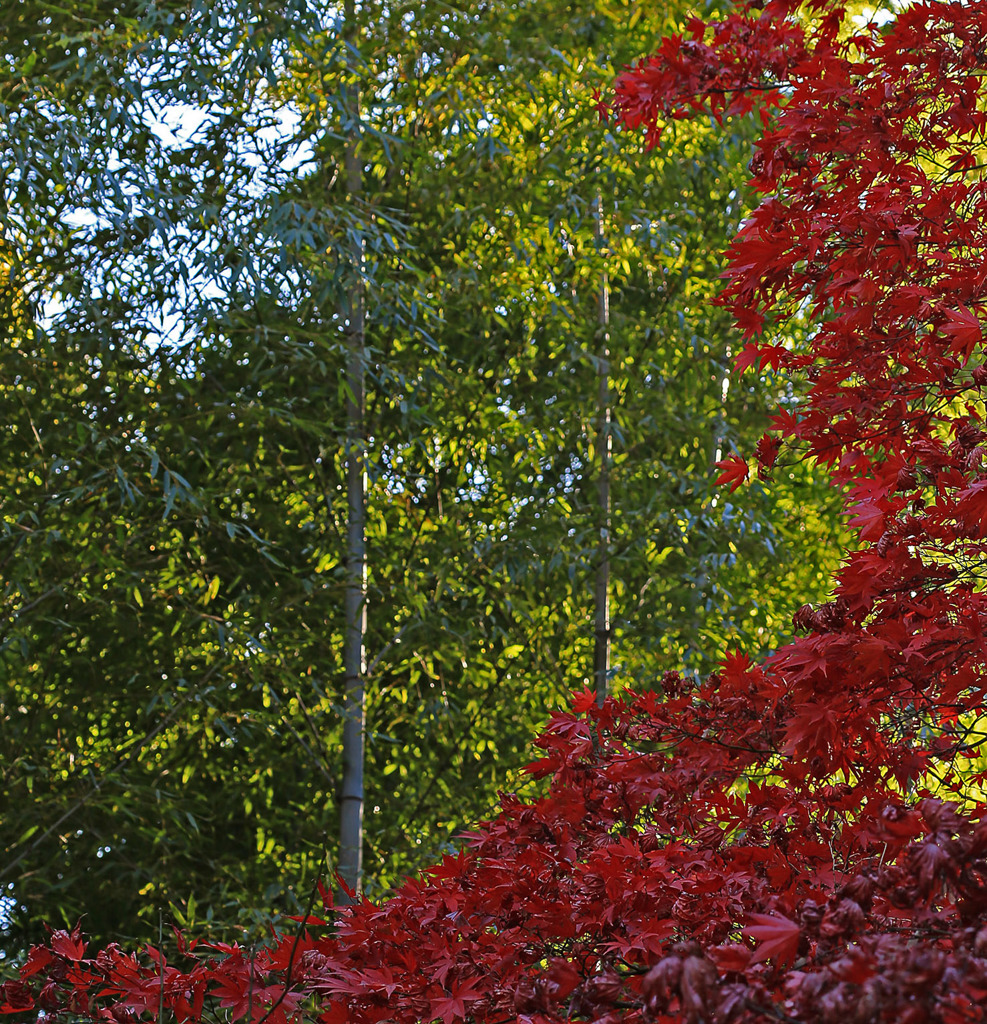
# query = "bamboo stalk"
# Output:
<box><xmin>338</xmin><ymin>0</ymin><xmax>366</xmax><ymax>903</ymax></box>
<box><xmin>593</xmin><ymin>193</ymin><xmax>611</xmax><ymax>707</ymax></box>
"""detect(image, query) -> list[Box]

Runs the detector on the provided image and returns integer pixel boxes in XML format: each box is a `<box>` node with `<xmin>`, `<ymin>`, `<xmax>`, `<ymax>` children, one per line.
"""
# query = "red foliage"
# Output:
<box><xmin>11</xmin><ymin>1</ymin><xmax>987</xmax><ymax>1022</ymax></box>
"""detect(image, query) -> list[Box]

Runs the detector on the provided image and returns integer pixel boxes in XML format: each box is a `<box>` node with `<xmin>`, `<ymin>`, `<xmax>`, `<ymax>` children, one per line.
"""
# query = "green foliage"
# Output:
<box><xmin>0</xmin><ymin>0</ymin><xmax>843</xmax><ymax>954</ymax></box>
<box><xmin>261</xmin><ymin>0</ymin><xmax>845</xmax><ymax>887</ymax></box>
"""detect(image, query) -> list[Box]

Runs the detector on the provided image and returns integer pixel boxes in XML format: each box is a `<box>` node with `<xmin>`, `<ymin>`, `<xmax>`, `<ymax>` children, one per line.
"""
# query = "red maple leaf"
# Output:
<box><xmin>846</xmin><ymin>498</ymin><xmax>886</xmax><ymax>542</ymax></box>
<box><xmin>941</xmin><ymin>305</ymin><xmax>983</xmax><ymax>361</ymax></box>
<box><xmin>49</xmin><ymin>927</ymin><xmax>86</xmax><ymax>962</ymax></box>
<box><xmin>0</xmin><ymin>981</ymin><xmax>34</xmax><ymax>1014</ymax></box>
<box><xmin>428</xmin><ymin>977</ymin><xmax>484</xmax><ymax>1024</ymax></box>
<box><xmin>714</xmin><ymin>454</ymin><xmax>749</xmax><ymax>492</ymax></box>
<box><xmin>571</xmin><ymin>688</ymin><xmax>598</xmax><ymax>713</ymax></box>
<box><xmin>744</xmin><ymin>912</ymin><xmax>800</xmax><ymax>970</ymax></box>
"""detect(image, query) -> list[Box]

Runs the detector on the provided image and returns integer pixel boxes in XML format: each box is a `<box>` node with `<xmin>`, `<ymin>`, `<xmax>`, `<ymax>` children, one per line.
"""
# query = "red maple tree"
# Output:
<box><xmin>7</xmin><ymin>1</ymin><xmax>987</xmax><ymax>1021</ymax></box>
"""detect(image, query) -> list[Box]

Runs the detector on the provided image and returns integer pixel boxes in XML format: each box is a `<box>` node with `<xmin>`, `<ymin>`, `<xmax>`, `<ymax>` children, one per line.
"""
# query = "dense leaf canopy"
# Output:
<box><xmin>6</xmin><ymin>0</ymin><xmax>987</xmax><ymax>1021</ymax></box>
<box><xmin>0</xmin><ymin>0</ymin><xmax>839</xmax><ymax>952</ymax></box>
